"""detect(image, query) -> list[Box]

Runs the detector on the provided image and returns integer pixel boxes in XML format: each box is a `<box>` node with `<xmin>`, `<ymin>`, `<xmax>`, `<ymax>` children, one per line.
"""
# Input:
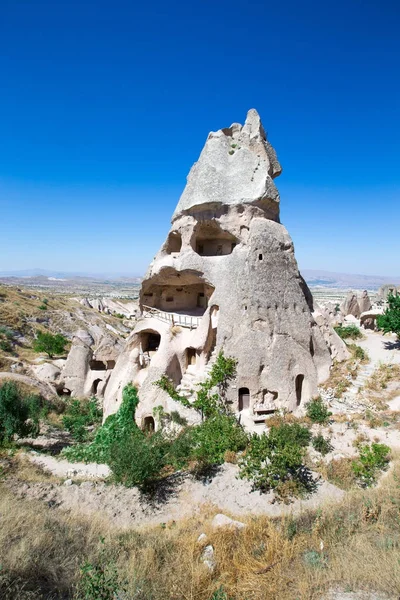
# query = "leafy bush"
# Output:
<box><xmin>239</xmin><ymin>422</ymin><xmax>313</xmax><ymax>498</ymax></box>
<box><xmin>306</xmin><ymin>397</ymin><xmax>331</xmax><ymax>424</ymax></box>
<box><xmin>155</xmin><ymin>351</ymin><xmax>237</xmax><ymax>419</ymax></box>
<box><xmin>352</xmin><ymin>443</ymin><xmax>390</xmax><ymax>486</ymax></box>
<box><xmin>0</xmin><ymin>340</ymin><xmax>12</xmax><ymax>352</ymax></box>
<box><xmin>334</xmin><ymin>325</ymin><xmax>362</xmax><ymax>340</ymax></box>
<box><xmin>62</xmin><ymin>398</ymin><xmax>102</xmax><ymax>442</ymax></box>
<box><xmin>312</xmin><ymin>434</ymin><xmax>333</xmax><ymax>456</ymax></box>
<box><xmin>191</xmin><ymin>413</ymin><xmax>248</xmax><ymax>466</ymax></box>
<box><xmin>75</xmin><ymin>542</ymin><xmax>124</xmax><ymax>600</ymax></box>
<box><xmin>0</xmin><ymin>382</ymin><xmax>43</xmax><ymax>444</ymax></box>
<box><xmin>109</xmin><ymin>430</ymin><xmax>167</xmax><ymax>489</ymax></box>
<box><xmin>63</xmin><ymin>383</ymin><xmax>140</xmax><ymax>463</ymax></box>
<box><xmin>0</xmin><ymin>326</ymin><xmax>15</xmax><ymax>353</ymax></box>
<box><xmin>348</xmin><ymin>344</ymin><xmax>368</xmax><ymax>361</ymax></box>
<box><xmin>377</xmin><ymin>293</ymin><xmax>400</xmax><ymax>337</ymax></box>
<box><xmin>33</xmin><ymin>331</ymin><xmax>68</xmax><ymax>358</ymax></box>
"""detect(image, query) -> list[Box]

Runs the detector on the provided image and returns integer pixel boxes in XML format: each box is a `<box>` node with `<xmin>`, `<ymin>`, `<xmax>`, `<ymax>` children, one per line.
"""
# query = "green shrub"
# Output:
<box><xmin>109</xmin><ymin>430</ymin><xmax>167</xmax><ymax>489</ymax></box>
<box><xmin>33</xmin><ymin>331</ymin><xmax>68</xmax><ymax>358</ymax></box>
<box><xmin>348</xmin><ymin>344</ymin><xmax>368</xmax><ymax>361</ymax></box>
<box><xmin>192</xmin><ymin>413</ymin><xmax>248</xmax><ymax>466</ymax></box>
<box><xmin>352</xmin><ymin>443</ymin><xmax>390</xmax><ymax>486</ymax></box>
<box><xmin>306</xmin><ymin>397</ymin><xmax>331</xmax><ymax>424</ymax></box>
<box><xmin>0</xmin><ymin>340</ymin><xmax>12</xmax><ymax>352</ymax></box>
<box><xmin>0</xmin><ymin>326</ymin><xmax>14</xmax><ymax>339</ymax></box>
<box><xmin>74</xmin><ymin>542</ymin><xmax>124</xmax><ymax>600</ymax></box>
<box><xmin>38</xmin><ymin>304</ymin><xmax>47</xmax><ymax>310</ymax></box>
<box><xmin>62</xmin><ymin>398</ymin><xmax>102</xmax><ymax>442</ymax></box>
<box><xmin>155</xmin><ymin>351</ymin><xmax>237</xmax><ymax>419</ymax></box>
<box><xmin>377</xmin><ymin>293</ymin><xmax>400</xmax><ymax>337</ymax></box>
<box><xmin>312</xmin><ymin>434</ymin><xmax>333</xmax><ymax>456</ymax></box>
<box><xmin>334</xmin><ymin>325</ymin><xmax>362</xmax><ymax>340</ymax></box>
<box><xmin>0</xmin><ymin>382</ymin><xmax>43</xmax><ymax>444</ymax></box>
<box><xmin>63</xmin><ymin>384</ymin><xmax>140</xmax><ymax>463</ymax></box>
<box><xmin>239</xmin><ymin>422</ymin><xmax>313</xmax><ymax>497</ymax></box>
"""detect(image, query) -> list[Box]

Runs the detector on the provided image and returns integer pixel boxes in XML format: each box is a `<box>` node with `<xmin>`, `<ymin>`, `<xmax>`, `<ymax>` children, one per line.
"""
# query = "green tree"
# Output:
<box><xmin>0</xmin><ymin>381</ymin><xmax>42</xmax><ymax>444</ymax></box>
<box><xmin>33</xmin><ymin>331</ymin><xmax>68</xmax><ymax>358</ymax></box>
<box><xmin>377</xmin><ymin>294</ymin><xmax>400</xmax><ymax>337</ymax></box>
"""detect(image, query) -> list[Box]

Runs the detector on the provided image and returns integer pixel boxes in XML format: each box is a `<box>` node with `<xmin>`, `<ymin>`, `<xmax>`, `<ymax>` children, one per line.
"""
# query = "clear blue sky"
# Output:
<box><xmin>0</xmin><ymin>0</ymin><xmax>399</xmax><ymax>276</ymax></box>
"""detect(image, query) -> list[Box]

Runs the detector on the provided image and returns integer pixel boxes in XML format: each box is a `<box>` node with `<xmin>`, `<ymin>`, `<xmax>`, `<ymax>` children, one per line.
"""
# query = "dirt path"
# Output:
<box><xmin>10</xmin><ymin>461</ymin><xmax>344</xmax><ymax>529</ymax></box>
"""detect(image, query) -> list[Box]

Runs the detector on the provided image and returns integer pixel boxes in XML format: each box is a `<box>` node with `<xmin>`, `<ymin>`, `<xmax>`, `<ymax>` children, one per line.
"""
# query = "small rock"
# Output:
<box><xmin>201</xmin><ymin>545</ymin><xmax>215</xmax><ymax>571</ymax></box>
<box><xmin>197</xmin><ymin>533</ymin><xmax>207</xmax><ymax>543</ymax></box>
<box><xmin>211</xmin><ymin>513</ymin><xmax>246</xmax><ymax>530</ymax></box>
<box><xmin>63</xmin><ymin>479</ymin><xmax>73</xmax><ymax>486</ymax></box>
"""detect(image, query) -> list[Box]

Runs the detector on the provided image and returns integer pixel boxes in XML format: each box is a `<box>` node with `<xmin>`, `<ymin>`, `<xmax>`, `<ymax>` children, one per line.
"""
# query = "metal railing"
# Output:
<box><xmin>142</xmin><ymin>305</ymin><xmax>202</xmax><ymax>329</ymax></box>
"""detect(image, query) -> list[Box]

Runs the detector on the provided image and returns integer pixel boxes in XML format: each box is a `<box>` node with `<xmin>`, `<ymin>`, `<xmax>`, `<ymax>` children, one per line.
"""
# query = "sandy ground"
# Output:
<box><xmin>9</xmin><ymin>462</ymin><xmax>344</xmax><ymax>529</ymax></box>
<box><xmin>357</xmin><ymin>329</ymin><xmax>400</xmax><ymax>367</ymax></box>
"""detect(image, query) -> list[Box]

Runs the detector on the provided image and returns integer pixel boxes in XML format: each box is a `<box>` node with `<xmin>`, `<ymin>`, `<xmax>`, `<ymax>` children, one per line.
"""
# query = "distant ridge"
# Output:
<box><xmin>0</xmin><ymin>268</ymin><xmax>142</xmax><ymax>281</ymax></box>
<box><xmin>0</xmin><ymin>268</ymin><xmax>398</xmax><ymax>290</ymax></box>
<box><xmin>303</xmin><ymin>269</ymin><xmax>400</xmax><ymax>290</ymax></box>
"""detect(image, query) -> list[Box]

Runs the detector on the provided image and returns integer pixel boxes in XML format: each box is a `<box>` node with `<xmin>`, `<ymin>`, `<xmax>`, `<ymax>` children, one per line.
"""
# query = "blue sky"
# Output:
<box><xmin>0</xmin><ymin>0</ymin><xmax>399</xmax><ymax>276</ymax></box>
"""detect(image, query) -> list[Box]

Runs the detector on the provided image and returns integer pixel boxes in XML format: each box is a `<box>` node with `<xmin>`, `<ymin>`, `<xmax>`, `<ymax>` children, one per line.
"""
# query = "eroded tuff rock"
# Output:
<box><xmin>340</xmin><ymin>291</ymin><xmax>361</xmax><ymax>318</ymax></box>
<box><xmin>104</xmin><ymin>109</ymin><xmax>347</xmax><ymax>428</ymax></box>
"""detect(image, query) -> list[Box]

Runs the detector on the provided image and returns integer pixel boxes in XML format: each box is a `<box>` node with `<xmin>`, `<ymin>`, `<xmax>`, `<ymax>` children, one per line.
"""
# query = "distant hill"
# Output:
<box><xmin>1</xmin><ymin>268</ymin><xmax>399</xmax><ymax>291</ymax></box>
<box><xmin>0</xmin><ymin>269</ymin><xmax>142</xmax><ymax>282</ymax></box>
<box><xmin>302</xmin><ymin>269</ymin><xmax>400</xmax><ymax>290</ymax></box>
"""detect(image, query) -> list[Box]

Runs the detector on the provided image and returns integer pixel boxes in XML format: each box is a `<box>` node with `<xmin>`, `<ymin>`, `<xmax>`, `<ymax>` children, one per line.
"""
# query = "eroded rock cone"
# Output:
<box><xmin>358</xmin><ymin>290</ymin><xmax>372</xmax><ymax>313</ymax></box>
<box><xmin>341</xmin><ymin>291</ymin><xmax>361</xmax><ymax>318</ymax></box>
<box><xmin>104</xmin><ymin>110</ymin><xmax>346</xmax><ymax>425</ymax></box>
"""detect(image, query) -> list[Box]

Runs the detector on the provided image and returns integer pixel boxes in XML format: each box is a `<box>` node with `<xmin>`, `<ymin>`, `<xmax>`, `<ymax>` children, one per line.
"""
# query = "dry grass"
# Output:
<box><xmin>321</xmin><ymin>345</ymin><xmax>370</xmax><ymax>399</ymax></box>
<box><xmin>2</xmin><ymin>455</ymin><xmax>400</xmax><ymax>599</ymax></box>
<box><xmin>365</xmin><ymin>363</ymin><xmax>400</xmax><ymax>392</ymax></box>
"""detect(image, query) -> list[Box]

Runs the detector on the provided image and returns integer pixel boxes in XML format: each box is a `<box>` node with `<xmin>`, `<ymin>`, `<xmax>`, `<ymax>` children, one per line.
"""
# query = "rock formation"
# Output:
<box><xmin>103</xmin><ymin>109</ymin><xmax>347</xmax><ymax>428</ymax></box>
<box><xmin>378</xmin><ymin>284</ymin><xmax>400</xmax><ymax>301</ymax></box>
<box><xmin>358</xmin><ymin>290</ymin><xmax>372</xmax><ymax>314</ymax></box>
<box><xmin>340</xmin><ymin>291</ymin><xmax>361</xmax><ymax>318</ymax></box>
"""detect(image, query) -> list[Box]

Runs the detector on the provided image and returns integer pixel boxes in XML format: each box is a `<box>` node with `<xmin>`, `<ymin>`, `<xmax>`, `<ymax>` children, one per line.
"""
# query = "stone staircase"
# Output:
<box><xmin>175</xmin><ymin>348</ymin><xmax>218</xmax><ymax>404</ymax></box>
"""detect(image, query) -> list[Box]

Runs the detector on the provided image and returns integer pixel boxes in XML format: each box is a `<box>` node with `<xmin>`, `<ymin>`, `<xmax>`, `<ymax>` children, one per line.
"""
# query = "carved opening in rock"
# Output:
<box><xmin>192</xmin><ymin>221</ymin><xmax>238</xmax><ymax>256</ymax></box>
<box><xmin>258</xmin><ymin>254</ymin><xmax>263</xmax><ymax>261</ymax></box>
<box><xmin>142</xmin><ymin>270</ymin><xmax>214</xmax><ymax>317</ymax></box>
<box><xmin>107</xmin><ymin>360</ymin><xmax>116</xmax><ymax>370</ymax></box>
<box><xmin>90</xmin><ymin>359</ymin><xmax>106</xmax><ymax>371</ymax></box>
<box><xmin>166</xmin><ymin>231</ymin><xmax>182</xmax><ymax>254</ymax></box>
<box><xmin>186</xmin><ymin>347</ymin><xmax>197</xmax><ymax>368</ymax></box>
<box><xmin>295</xmin><ymin>374</ymin><xmax>304</xmax><ymax>406</ymax></box>
<box><xmin>309</xmin><ymin>337</ymin><xmax>315</xmax><ymax>357</ymax></box>
<box><xmin>238</xmin><ymin>387</ymin><xmax>250</xmax><ymax>411</ymax></box>
<box><xmin>92</xmin><ymin>378</ymin><xmax>102</xmax><ymax>395</ymax></box>
<box><xmin>142</xmin><ymin>416</ymin><xmax>155</xmax><ymax>433</ymax></box>
<box><xmin>57</xmin><ymin>387</ymin><xmax>71</xmax><ymax>397</ymax></box>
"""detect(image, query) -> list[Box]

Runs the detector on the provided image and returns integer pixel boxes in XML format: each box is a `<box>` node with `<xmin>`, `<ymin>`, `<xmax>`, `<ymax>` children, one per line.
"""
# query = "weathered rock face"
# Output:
<box><xmin>340</xmin><ymin>291</ymin><xmax>361</xmax><ymax>318</ymax></box>
<box><xmin>358</xmin><ymin>290</ymin><xmax>372</xmax><ymax>314</ymax></box>
<box><xmin>378</xmin><ymin>283</ymin><xmax>400</xmax><ymax>301</ymax></box>
<box><xmin>104</xmin><ymin>109</ymin><xmax>346</xmax><ymax>426</ymax></box>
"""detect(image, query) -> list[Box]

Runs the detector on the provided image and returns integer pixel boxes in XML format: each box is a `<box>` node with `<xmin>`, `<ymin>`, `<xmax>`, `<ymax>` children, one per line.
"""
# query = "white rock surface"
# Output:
<box><xmin>211</xmin><ymin>513</ymin><xmax>246</xmax><ymax>530</ymax></box>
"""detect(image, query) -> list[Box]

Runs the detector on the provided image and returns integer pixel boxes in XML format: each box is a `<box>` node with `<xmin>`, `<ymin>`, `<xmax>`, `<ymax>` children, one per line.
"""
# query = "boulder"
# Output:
<box><xmin>211</xmin><ymin>513</ymin><xmax>246</xmax><ymax>530</ymax></box>
<box><xmin>33</xmin><ymin>362</ymin><xmax>61</xmax><ymax>383</ymax></box>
